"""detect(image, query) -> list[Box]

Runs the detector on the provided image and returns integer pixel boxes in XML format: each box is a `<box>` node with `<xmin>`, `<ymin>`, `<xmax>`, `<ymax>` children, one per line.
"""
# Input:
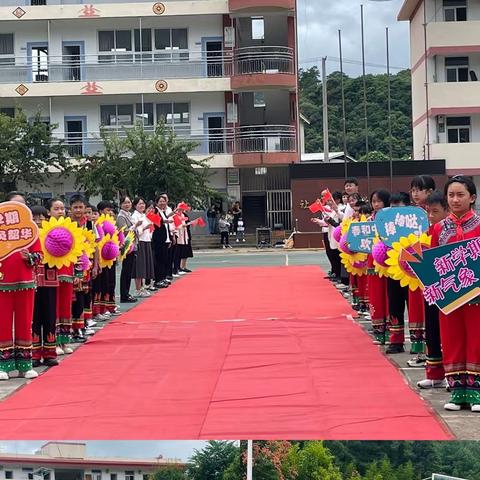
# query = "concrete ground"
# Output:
<box><xmin>1</xmin><ymin>248</ymin><xmax>478</xmax><ymax>439</ymax></box>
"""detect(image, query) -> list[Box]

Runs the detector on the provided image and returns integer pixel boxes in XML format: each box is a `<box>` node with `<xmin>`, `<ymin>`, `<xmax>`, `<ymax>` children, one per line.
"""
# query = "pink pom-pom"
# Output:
<box><xmin>372</xmin><ymin>241</ymin><xmax>389</xmax><ymax>267</ymax></box>
<box><xmin>333</xmin><ymin>225</ymin><xmax>342</xmax><ymax>243</ymax></box>
<box><xmin>102</xmin><ymin>240</ymin><xmax>119</xmax><ymax>261</ymax></box>
<box><xmin>96</xmin><ymin>224</ymin><xmax>104</xmax><ymax>242</ymax></box>
<box><xmin>353</xmin><ymin>259</ymin><xmax>368</xmax><ymax>269</ymax></box>
<box><xmin>44</xmin><ymin>227</ymin><xmax>74</xmax><ymax>257</ymax></box>
<box><xmin>118</xmin><ymin>230</ymin><xmax>125</xmax><ymax>246</ymax></box>
<box><xmin>338</xmin><ymin>234</ymin><xmax>351</xmax><ymax>254</ymax></box>
<box><xmin>78</xmin><ymin>252</ymin><xmax>90</xmax><ymax>271</ymax></box>
<box><xmin>102</xmin><ymin>221</ymin><xmax>116</xmax><ymax>236</ymax></box>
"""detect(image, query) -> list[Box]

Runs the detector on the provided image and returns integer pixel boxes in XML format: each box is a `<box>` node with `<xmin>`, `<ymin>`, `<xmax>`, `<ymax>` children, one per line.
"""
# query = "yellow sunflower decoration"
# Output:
<box><xmin>96</xmin><ymin>214</ymin><xmax>117</xmax><ymax>237</ymax></box>
<box><xmin>120</xmin><ymin>231</ymin><xmax>135</xmax><ymax>261</ymax></box>
<box><xmin>82</xmin><ymin>228</ymin><xmax>96</xmax><ymax>259</ymax></box>
<box><xmin>97</xmin><ymin>233</ymin><xmax>120</xmax><ymax>269</ymax></box>
<box><xmin>340</xmin><ymin>251</ymin><xmax>369</xmax><ymax>276</ymax></box>
<box><xmin>385</xmin><ymin>232</ymin><xmax>431</xmax><ymax>291</ymax></box>
<box><xmin>40</xmin><ymin>216</ymin><xmax>85</xmax><ymax>269</ymax></box>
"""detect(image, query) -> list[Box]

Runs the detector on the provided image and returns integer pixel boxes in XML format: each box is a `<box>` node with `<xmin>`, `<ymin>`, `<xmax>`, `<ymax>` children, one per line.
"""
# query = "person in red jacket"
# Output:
<box><xmin>0</xmin><ymin>192</ymin><xmax>42</xmax><ymax>380</ymax></box>
<box><xmin>430</xmin><ymin>176</ymin><xmax>480</xmax><ymax>412</ymax></box>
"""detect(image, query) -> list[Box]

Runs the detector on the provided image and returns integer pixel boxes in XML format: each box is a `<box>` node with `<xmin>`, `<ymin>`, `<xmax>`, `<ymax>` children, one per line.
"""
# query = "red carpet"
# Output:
<box><xmin>0</xmin><ymin>266</ymin><xmax>451</xmax><ymax>440</ymax></box>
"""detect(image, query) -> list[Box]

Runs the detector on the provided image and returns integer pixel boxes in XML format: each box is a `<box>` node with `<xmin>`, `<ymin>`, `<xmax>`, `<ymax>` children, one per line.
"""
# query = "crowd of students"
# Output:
<box><xmin>0</xmin><ymin>191</ymin><xmax>194</xmax><ymax>380</ymax></box>
<box><xmin>315</xmin><ymin>175</ymin><xmax>480</xmax><ymax>413</ymax></box>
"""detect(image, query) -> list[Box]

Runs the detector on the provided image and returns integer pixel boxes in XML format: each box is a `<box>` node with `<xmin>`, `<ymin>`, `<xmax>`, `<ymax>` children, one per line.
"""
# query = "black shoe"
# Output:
<box><xmin>43</xmin><ymin>358</ymin><xmax>59</xmax><ymax>367</ymax></box>
<box><xmin>386</xmin><ymin>344</ymin><xmax>404</xmax><ymax>354</ymax></box>
<box><xmin>32</xmin><ymin>359</ymin><xmax>42</xmax><ymax>368</ymax></box>
<box><xmin>72</xmin><ymin>334</ymin><xmax>87</xmax><ymax>343</ymax></box>
<box><xmin>166</xmin><ymin>276</ymin><xmax>173</xmax><ymax>281</ymax></box>
<box><xmin>121</xmin><ymin>296</ymin><xmax>138</xmax><ymax>303</ymax></box>
<box><xmin>181</xmin><ymin>268</ymin><xmax>192</xmax><ymax>273</ymax></box>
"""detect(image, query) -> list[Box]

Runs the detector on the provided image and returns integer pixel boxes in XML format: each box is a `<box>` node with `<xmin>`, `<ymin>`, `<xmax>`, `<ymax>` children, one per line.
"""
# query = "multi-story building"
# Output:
<box><xmin>0</xmin><ymin>442</ymin><xmax>184</xmax><ymax>480</ymax></box>
<box><xmin>0</xmin><ymin>0</ymin><xmax>298</xmax><ymax>229</ymax></box>
<box><xmin>398</xmin><ymin>0</ymin><xmax>480</xmax><ymax>195</ymax></box>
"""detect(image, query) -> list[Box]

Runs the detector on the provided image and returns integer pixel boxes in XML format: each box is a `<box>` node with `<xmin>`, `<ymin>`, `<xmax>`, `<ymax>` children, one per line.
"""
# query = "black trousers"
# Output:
<box><xmin>167</xmin><ymin>243</ymin><xmax>174</xmax><ymax>277</ymax></box>
<box><xmin>173</xmin><ymin>245</ymin><xmax>182</xmax><ymax>274</ymax></box>
<box><xmin>153</xmin><ymin>242</ymin><xmax>170</xmax><ymax>282</ymax></box>
<box><xmin>120</xmin><ymin>251</ymin><xmax>135</xmax><ymax>300</ymax></box>
<box><xmin>72</xmin><ymin>290</ymin><xmax>85</xmax><ymax>332</ymax></box>
<box><xmin>387</xmin><ymin>278</ymin><xmax>409</xmax><ymax>344</ymax></box>
<box><xmin>107</xmin><ymin>262</ymin><xmax>117</xmax><ymax>300</ymax></box>
<box><xmin>425</xmin><ymin>301</ymin><xmax>442</xmax><ymax>360</ymax></box>
<box><xmin>221</xmin><ymin>232</ymin><xmax>229</xmax><ymax>245</ymax></box>
<box><xmin>323</xmin><ymin>232</ymin><xmax>341</xmax><ymax>278</ymax></box>
<box><xmin>33</xmin><ymin>287</ymin><xmax>57</xmax><ymax>358</ymax></box>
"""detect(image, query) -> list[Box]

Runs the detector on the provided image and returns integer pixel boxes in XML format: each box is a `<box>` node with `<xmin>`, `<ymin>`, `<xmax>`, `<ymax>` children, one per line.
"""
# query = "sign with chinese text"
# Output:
<box><xmin>0</xmin><ymin>202</ymin><xmax>39</xmax><ymax>261</ymax></box>
<box><xmin>407</xmin><ymin>237</ymin><xmax>480</xmax><ymax>315</ymax></box>
<box><xmin>346</xmin><ymin>222</ymin><xmax>377</xmax><ymax>253</ymax></box>
<box><xmin>375</xmin><ymin>207</ymin><xmax>429</xmax><ymax>247</ymax></box>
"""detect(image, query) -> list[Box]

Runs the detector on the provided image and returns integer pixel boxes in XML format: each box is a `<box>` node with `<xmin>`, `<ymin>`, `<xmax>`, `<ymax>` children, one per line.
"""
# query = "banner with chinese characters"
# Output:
<box><xmin>0</xmin><ymin>202</ymin><xmax>39</xmax><ymax>261</ymax></box>
<box><xmin>375</xmin><ymin>207</ymin><xmax>429</xmax><ymax>247</ymax></box>
<box><xmin>346</xmin><ymin>222</ymin><xmax>377</xmax><ymax>253</ymax></box>
<box><xmin>407</xmin><ymin>237</ymin><xmax>480</xmax><ymax>315</ymax></box>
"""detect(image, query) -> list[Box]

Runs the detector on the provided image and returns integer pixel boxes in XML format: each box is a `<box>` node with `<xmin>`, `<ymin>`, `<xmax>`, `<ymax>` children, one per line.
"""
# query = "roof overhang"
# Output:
<box><xmin>398</xmin><ymin>0</ymin><xmax>422</xmax><ymax>21</ymax></box>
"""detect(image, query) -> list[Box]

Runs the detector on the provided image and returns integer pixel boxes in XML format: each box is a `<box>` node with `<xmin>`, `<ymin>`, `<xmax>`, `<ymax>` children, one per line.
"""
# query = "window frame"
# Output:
<box><xmin>443</xmin><ymin>0</ymin><xmax>467</xmax><ymax>21</ymax></box>
<box><xmin>445</xmin><ymin>56</ymin><xmax>469</xmax><ymax>82</ymax></box>
<box><xmin>446</xmin><ymin>116</ymin><xmax>471</xmax><ymax>143</ymax></box>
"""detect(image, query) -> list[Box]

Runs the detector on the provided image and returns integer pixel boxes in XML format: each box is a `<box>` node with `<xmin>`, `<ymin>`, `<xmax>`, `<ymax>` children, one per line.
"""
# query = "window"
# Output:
<box><xmin>446</xmin><ymin>116</ymin><xmax>470</xmax><ymax>143</ymax></box>
<box><xmin>30</xmin><ymin>0</ymin><xmax>47</xmax><ymax>4</ymax></box>
<box><xmin>136</xmin><ymin>103</ymin><xmax>154</xmax><ymax>126</ymax></box>
<box><xmin>0</xmin><ymin>34</ymin><xmax>14</xmax><ymax>65</ymax></box>
<box><xmin>251</xmin><ymin>17</ymin><xmax>265</xmax><ymax>40</ymax></box>
<box><xmin>443</xmin><ymin>0</ymin><xmax>467</xmax><ymax>21</ymax></box>
<box><xmin>154</xmin><ymin>29</ymin><xmax>188</xmax><ymax>60</ymax></box>
<box><xmin>125</xmin><ymin>472</ymin><xmax>134</xmax><ymax>480</ymax></box>
<box><xmin>134</xmin><ymin>29</ymin><xmax>152</xmax><ymax>61</ymax></box>
<box><xmin>100</xmin><ymin>104</ymin><xmax>134</xmax><ymax>126</ymax></box>
<box><xmin>98</xmin><ymin>30</ymin><xmax>132</xmax><ymax>63</ymax></box>
<box><xmin>110</xmin><ymin>474</ymin><xmax>117</xmax><ymax>480</ymax></box>
<box><xmin>445</xmin><ymin>57</ymin><xmax>469</xmax><ymax>82</ymax></box>
<box><xmin>5</xmin><ymin>472</ymin><xmax>13</xmax><ymax>479</ymax></box>
<box><xmin>91</xmin><ymin>471</ymin><xmax>101</xmax><ymax>480</ymax></box>
<box><xmin>156</xmin><ymin>103</ymin><xmax>190</xmax><ymax>126</ymax></box>
<box><xmin>0</xmin><ymin>107</ymin><xmax>14</xmax><ymax>117</ymax></box>
<box><xmin>254</xmin><ymin>92</ymin><xmax>266</xmax><ymax>108</ymax></box>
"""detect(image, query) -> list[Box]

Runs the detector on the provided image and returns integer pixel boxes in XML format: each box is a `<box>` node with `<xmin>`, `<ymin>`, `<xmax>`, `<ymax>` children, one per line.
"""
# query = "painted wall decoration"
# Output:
<box><xmin>155</xmin><ymin>80</ymin><xmax>168</xmax><ymax>92</ymax></box>
<box><xmin>153</xmin><ymin>2</ymin><xmax>166</xmax><ymax>15</ymax></box>
<box><xmin>79</xmin><ymin>4</ymin><xmax>100</xmax><ymax>17</ymax></box>
<box><xmin>15</xmin><ymin>84</ymin><xmax>29</xmax><ymax>96</ymax></box>
<box><xmin>81</xmin><ymin>82</ymin><xmax>103</xmax><ymax>95</ymax></box>
<box><xmin>12</xmin><ymin>7</ymin><xmax>26</xmax><ymax>18</ymax></box>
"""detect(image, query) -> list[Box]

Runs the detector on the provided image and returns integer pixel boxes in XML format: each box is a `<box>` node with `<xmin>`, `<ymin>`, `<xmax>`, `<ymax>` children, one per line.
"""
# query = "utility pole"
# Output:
<box><xmin>247</xmin><ymin>440</ymin><xmax>253</xmax><ymax>480</ymax></box>
<box><xmin>322</xmin><ymin>56</ymin><xmax>329</xmax><ymax>162</ymax></box>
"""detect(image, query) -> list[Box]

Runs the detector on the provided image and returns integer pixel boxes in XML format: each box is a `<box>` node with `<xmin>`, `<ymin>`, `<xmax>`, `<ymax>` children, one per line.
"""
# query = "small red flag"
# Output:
<box><xmin>146</xmin><ymin>211</ymin><xmax>162</xmax><ymax>227</ymax></box>
<box><xmin>321</xmin><ymin>189</ymin><xmax>334</xmax><ymax>205</ymax></box>
<box><xmin>177</xmin><ymin>202</ymin><xmax>190</xmax><ymax>211</ymax></box>
<box><xmin>196</xmin><ymin>217</ymin><xmax>206</xmax><ymax>228</ymax></box>
<box><xmin>308</xmin><ymin>200</ymin><xmax>324</xmax><ymax>214</ymax></box>
<box><xmin>173</xmin><ymin>214</ymin><xmax>183</xmax><ymax>228</ymax></box>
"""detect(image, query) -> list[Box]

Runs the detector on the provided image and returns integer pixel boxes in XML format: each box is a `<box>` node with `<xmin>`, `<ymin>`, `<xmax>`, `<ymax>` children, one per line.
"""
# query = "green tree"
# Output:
<box><xmin>151</xmin><ymin>466</ymin><xmax>187</xmax><ymax>480</ymax></box>
<box><xmin>76</xmin><ymin>122</ymin><xmax>215</xmax><ymax>205</ymax></box>
<box><xmin>186</xmin><ymin>441</ymin><xmax>239</xmax><ymax>480</ymax></box>
<box><xmin>0</xmin><ymin>110</ymin><xmax>70</xmax><ymax>194</ymax></box>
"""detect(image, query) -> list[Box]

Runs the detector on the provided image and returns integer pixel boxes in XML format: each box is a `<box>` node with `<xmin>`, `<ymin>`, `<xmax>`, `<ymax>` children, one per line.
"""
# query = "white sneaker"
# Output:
<box><xmin>56</xmin><ymin>346</ymin><xmax>64</xmax><ymax>355</ymax></box>
<box><xmin>173</xmin><ymin>273</ymin><xmax>180</xmax><ymax>278</ymax></box>
<box><xmin>20</xmin><ymin>369</ymin><xmax>38</xmax><ymax>379</ymax></box>
<box><xmin>103</xmin><ymin>311</ymin><xmax>112</xmax><ymax>317</ymax></box>
<box><xmin>95</xmin><ymin>314</ymin><xmax>108</xmax><ymax>321</ymax></box>
<box><xmin>178</xmin><ymin>271</ymin><xmax>186</xmax><ymax>275</ymax></box>
<box><xmin>471</xmin><ymin>404</ymin><xmax>480</xmax><ymax>412</ymax></box>
<box><xmin>242</xmin><ymin>239</ymin><xmax>246</xmax><ymax>242</ymax></box>
<box><xmin>417</xmin><ymin>378</ymin><xmax>447</xmax><ymax>389</ymax></box>
<box><xmin>236</xmin><ymin>239</ymin><xmax>239</xmax><ymax>242</ymax></box>
<box><xmin>336</xmin><ymin>284</ymin><xmax>348</xmax><ymax>290</ymax></box>
<box><xmin>110</xmin><ymin>309</ymin><xmax>121</xmax><ymax>316</ymax></box>
<box><xmin>86</xmin><ymin>319</ymin><xmax>97</xmax><ymax>327</ymax></box>
<box><xmin>444</xmin><ymin>402</ymin><xmax>462</xmax><ymax>411</ymax></box>
<box><xmin>227</xmin><ymin>245</ymin><xmax>233</xmax><ymax>249</ymax></box>
<box><xmin>407</xmin><ymin>356</ymin><xmax>426</xmax><ymax>368</ymax></box>
<box><xmin>63</xmin><ymin>346</ymin><xmax>74</xmax><ymax>354</ymax></box>
<box><xmin>222</xmin><ymin>245</ymin><xmax>226</xmax><ymax>249</ymax></box>
<box><xmin>84</xmin><ymin>328</ymin><xmax>95</xmax><ymax>335</ymax></box>
<box><xmin>0</xmin><ymin>371</ymin><xmax>9</xmax><ymax>381</ymax></box>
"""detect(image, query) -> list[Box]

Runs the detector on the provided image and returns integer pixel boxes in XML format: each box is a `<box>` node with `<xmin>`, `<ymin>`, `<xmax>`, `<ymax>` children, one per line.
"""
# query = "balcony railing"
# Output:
<box><xmin>53</xmin><ymin>124</ymin><xmax>297</xmax><ymax>158</ymax></box>
<box><xmin>0</xmin><ymin>0</ymin><xmax>207</xmax><ymax>5</ymax></box>
<box><xmin>0</xmin><ymin>48</ymin><xmax>294</xmax><ymax>84</ymax></box>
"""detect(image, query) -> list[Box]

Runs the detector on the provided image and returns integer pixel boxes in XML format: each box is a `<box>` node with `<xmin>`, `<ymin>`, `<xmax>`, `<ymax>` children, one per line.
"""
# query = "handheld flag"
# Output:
<box><xmin>146</xmin><ymin>211</ymin><xmax>162</xmax><ymax>227</ymax></box>
<box><xmin>308</xmin><ymin>200</ymin><xmax>324</xmax><ymax>214</ymax></box>
<box><xmin>321</xmin><ymin>189</ymin><xmax>334</xmax><ymax>205</ymax></box>
<box><xmin>195</xmin><ymin>217</ymin><xmax>206</xmax><ymax>228</ymax></box>
<box><xmin>173</xmin><ymin>214</ymin><xmax>183</xmax><ymax>228</ymax></box>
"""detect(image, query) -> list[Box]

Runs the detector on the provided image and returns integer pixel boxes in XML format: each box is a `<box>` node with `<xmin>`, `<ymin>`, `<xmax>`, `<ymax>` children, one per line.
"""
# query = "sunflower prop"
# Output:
<box><xmin>39</xmin><ymin>217</ymin><xmax>85</xmax><ymax>269</ymax></box>
<box><xmin>82</xmin><ymin>228</ymin><xmax>96</xmax><ymax>259</ymax></box>
<box><xmin>98</xmin><ymin>233</ymin><xmax>120</xmax><ymax>269</ymax></box>
<box><xmin>372</xmin><ymin>237</ymin><xmax>391</xmax><ymax>278</ymax></box>
<box><xmin>340</xmin><ymin>251</ymin><xmax>368</xmax><ymax>276</ymax></box>
<box><xmin>385</xmin><ymin>232</ymin><xmax>431</xmax><ymax>291</ymax></box>
<box><xmin>120</xmin><ymin>231</ymin><xmax>135</xmax><ymax>261</ymax></box>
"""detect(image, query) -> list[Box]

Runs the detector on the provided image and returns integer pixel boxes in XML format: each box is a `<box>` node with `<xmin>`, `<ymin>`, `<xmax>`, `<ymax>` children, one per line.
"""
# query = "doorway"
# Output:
<box><xmin>62</xmin><ymin>43</ymin><xmax>83</xmax><ymax>81</ymax></box>
<box><xmin>242</xmin><ymin>194</ymin><xmax>267</xmax><ymax>230</ymax></box>
<box><xmin>65</xmin><ymin>117</ymin><xmax>86</xmax><ymax>157</ymax></box>
<box><xmin>207</xmin><ymin>116</ymin><xmax>224</xmax><ymax>154</ymax></box>
<box><xmin>205</xmin><ymin>40</ymin><xmax>223</xmax><ymax>77</ymax></box>
<box><xmin>28</xmin><ymin>43</ymin><xmax>49</xmax><ymax>82</ymax></box>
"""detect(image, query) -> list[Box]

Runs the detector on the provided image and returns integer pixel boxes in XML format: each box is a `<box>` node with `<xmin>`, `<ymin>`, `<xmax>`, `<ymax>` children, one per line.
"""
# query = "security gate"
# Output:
<box><xmin>267</xmin><ymin>190</ymin><xmax>292</xmax><ymax>231</ymax></box>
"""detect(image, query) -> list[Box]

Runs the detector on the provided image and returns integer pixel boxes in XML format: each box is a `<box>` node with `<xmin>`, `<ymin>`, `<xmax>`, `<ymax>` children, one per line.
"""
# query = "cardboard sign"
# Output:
<box><xmin>407</xmin><ymin>237</ymin><xmax>480</xmax><ymax>315</ymax></box>
<box><xmin>0</xmin><ymin>201</ymin><xmax>39</xmax><ymax>261</ymax></box>
<box><xmin>346</xmin><ymin>222</ymin><xmax>377</xmax><ymax>253</ymax></box>
<box><xmin>375</xmin><ymin>206</ymin><xmax>429</xmax><ymax>247</ymax></box>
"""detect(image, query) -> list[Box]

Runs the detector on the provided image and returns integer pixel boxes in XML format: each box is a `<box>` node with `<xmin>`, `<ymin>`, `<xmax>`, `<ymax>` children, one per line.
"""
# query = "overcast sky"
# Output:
<box><xmin>0</xmin><ymin>442</ymin><xmax>213</xmax><ymax>463</ymax></box>
<box><xmin>298</xmin><ymin>0</ymin><xmax>410</xmax><ymax>76</ymax></box>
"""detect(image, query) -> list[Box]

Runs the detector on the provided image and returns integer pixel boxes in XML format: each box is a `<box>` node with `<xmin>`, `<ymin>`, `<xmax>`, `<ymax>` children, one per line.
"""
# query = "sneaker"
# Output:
<box><xmin>32</xmin><ymin>359</ymin><xmax>42</xmax><ymax>368</ymax></box>
<box><xmin>19</xmin><ymin>369</ymin><xmax>38</xmax><ymax>379</ymax></box>
<box><xmin>95</xmin><ymin>314</ymin><xmax>109</xmax><ymax>321</ymax></box>
<box><xmin>227</xmin><ymin>245</ymin><xmax>233</xmax><ymax>249</ymax></box>
<box><xmin>86</xmin><ymin>319</ymin><xmax>97</xmax><ymax>327</ymax></box>
<box><xmin>110</xmin><ymin>309</ymin><xmax>122</xmax><ymax>316</ymax></box>
<box><xmin>222</xmin><ymin>245</ymin><xmax>226</xmax><ymax>249</ymax></box>
<box><xmin>84</xmin><ymin>328</ymin><xmax>96</xmax><ymax>336</ymax></box>
<box><xmin>56</xmin><ymin>346</ymin><xmax>65</xmax><ymax>355</ymax></box>
<box><xmin>386</xmin><ymin>344</ymin><xmax>404</xmax><ymax>354</ymax></box>
<box><xmin>178</xmin><ymin>271</ymin><xmax>186</xmax><ymax>275</ymax></box>
<box><xmin>417</xmin><ymin>378</ymin><xmax>447</xmax><ymax>389</ymax></box>
<box><xmin>103</xmin><ymin>311</ymin><xmax>112</xmax><ymax>317</ymax></box>
<box><xmin>242</xmin><ymin>239</ymin><xmax>246</xmax><ymax>242</ymax></box>
<box><xmin>63</xmin><ymin>346</ymin><xmax>74</xmax><ymax>354</ymax></box>
<box><xmin>236</xmin><ymin>239</ymin><xmax>239</xmax><ymax>243</ymax></box>
<box><xmin>172</xmin><ymin>273</ymin><xmax>180</xmax><ymax>278</ymax></box>
<box><xmin>0</xmin><ymin>371</ymin><xmax>9</xmax><ymax>381</ymax></box>
<box><xmin>71</xmin><ymin>334</ymin><xmax>87</xmax><ymax>343</ymax></box>
<box><xmin>181</xmin><ymin>268</ymin><xmax>192</xmax><ymax>273</ymax></box>
<box><xmin>336</xmin><ymin>284</ymin><xmax>348</xmax><ymax>290</ymax></box>
<box><xmin>43</xmin><ymin>358</ymin><xmax>59</xmax><ymax>367</ymax></box>
<box><xmin>444</xmin><ymin>402</ymin><xmax>462</xmax><ymax>411</ymax></box>
<box><xmin>407</xmin><ymin>355</ymin><xmax>426</xmax><ymax>367</ymax></box>
<box><xmin>471</xmin><ymin>404</ymin><xmax>480</xmax><ymax>412</ymax></box>
<box><xmin>166</xmin><ymin>276</ymin><xmax>173</xmax><ymax>281</ymax></box>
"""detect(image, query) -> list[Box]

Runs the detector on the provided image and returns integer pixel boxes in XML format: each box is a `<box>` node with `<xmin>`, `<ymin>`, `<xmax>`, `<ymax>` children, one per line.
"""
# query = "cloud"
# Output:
<box><xmin>298</xmin><ymin>0</ymin><xmax>410</xmax><ymax>76</ymax></box>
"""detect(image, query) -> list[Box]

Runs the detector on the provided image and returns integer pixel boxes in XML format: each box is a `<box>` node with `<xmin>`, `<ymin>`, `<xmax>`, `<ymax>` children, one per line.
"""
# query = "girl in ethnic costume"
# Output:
<box><xmin>430</xmin><ymin>176</ymin><xmax>480</xmax><ymax>412</ymax></box>
<box><xmin>0</xmin><ymin>192</ymin><xmax>42</xmax><ymax>380</ymax></box>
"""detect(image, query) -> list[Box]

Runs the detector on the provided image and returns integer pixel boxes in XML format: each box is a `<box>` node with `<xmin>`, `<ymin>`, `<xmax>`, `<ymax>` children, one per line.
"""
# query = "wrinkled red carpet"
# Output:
<box><xmin>0</xmin><ymin>266</ymin><xmax>451</xmax><ymax>439</ymax></box>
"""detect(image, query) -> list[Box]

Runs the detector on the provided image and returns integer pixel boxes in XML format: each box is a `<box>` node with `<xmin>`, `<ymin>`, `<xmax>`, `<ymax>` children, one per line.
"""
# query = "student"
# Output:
<box><xmin>407</xmin><ymin>175</ymin><xmax>436</xmax><ymax>366</ymax></box>
<box><xmin>368</xmin><ymin>189</ymin><xmax>391</xmax><ymax>344</ymax></box>
<box><xmin>31</xmin><ymin>205</ymin><xmax>59</xmax><ymax>367</ymax></box>
<box><xmin>151</xmin><ymin>195</ymin><xmax>173</xmax><ymax>288</ymax></box>
<box><xmin>219</xmin><ymin>214</ymin><xmax>232</xmax><ymax>248</ymax></box>
<box><xmin>417</xmin><ymin>191</ymin><xmax>448</xmax><ymax>389</ymax></box>
<box><xmin>343</xmin><ymin>178</ymin><xmax>361</xmax><ymax>219</ymax></box>
<box><xmin>236</xmin><ymin>217</ymin><xmax>246</xmax><ymax>243</ymax></box>
<box><xmin>430</xmin><ymin>176</ymin><xmax>480</xmax><ymax>412</ymax></box>
<box><xmin>0</xmin><ymin>192</ymin><xmax>42</xmax><ymax>380</ymax></box>
<box><xmin>385</xmin><ymin>192</ymin><xmax>411</xmax><ymax>354</ymax></box>
<box><xmin>179</xmin><ymin>211</ymin><xmax>194</xmax><ymax>273</ymax></box>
